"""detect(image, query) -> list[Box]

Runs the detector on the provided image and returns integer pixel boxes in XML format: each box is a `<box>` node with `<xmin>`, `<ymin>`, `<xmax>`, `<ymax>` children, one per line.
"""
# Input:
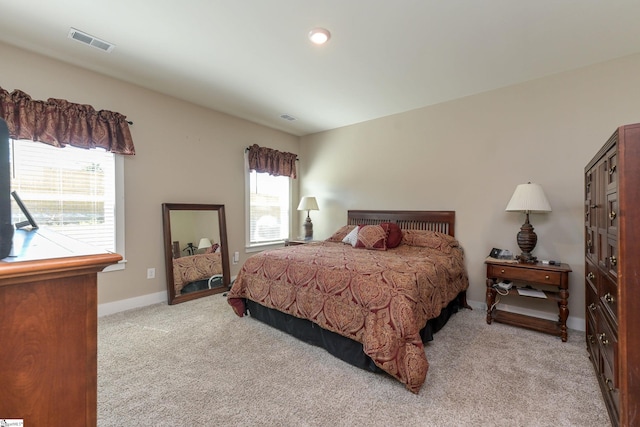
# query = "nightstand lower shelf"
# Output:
<box><xmin>489</xmin><ymin>309</ymin><xmax>562</xmax><ymax>337</ymax></box>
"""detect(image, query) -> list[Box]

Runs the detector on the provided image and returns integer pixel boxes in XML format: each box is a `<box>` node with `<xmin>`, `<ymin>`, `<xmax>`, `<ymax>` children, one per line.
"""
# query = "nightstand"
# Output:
<box><xmin>284</xmin><ymin>239</ymin><xmax>315</xmax><ymax>246</ymax></box>
<box><xmin>485</xmin><ymin>259</ymin><xmax>572</xmax><ymax>342</ymax></box>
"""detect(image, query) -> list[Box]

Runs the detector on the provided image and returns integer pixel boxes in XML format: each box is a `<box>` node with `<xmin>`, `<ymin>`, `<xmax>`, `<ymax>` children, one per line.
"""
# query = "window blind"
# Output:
<box><xmin>10</xmin><ymin>139</ymin><xmax>116</xmax><ymax>252</ymax></box>
<box><xmin>249</xmin><ymin>170</ymin><xmax>290</xmax><ymax>244</ymax></box>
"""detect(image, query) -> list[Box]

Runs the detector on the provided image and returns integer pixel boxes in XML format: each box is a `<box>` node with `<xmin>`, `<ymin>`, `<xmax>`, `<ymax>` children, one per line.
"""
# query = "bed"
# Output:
<box><xmin>227</xmin><ymin>210</ymin><xmax>469</xmax><ymax>393</ymax></box>
<box><xmin>172</xmin><ymin>253</ymin><xmax>223</xmax><ymax>295</ymax></box>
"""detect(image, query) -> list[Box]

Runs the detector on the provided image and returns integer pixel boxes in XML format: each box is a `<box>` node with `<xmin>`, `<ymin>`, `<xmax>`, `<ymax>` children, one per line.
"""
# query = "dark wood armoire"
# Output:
<box><xmin>584</xmin><ymin>123</ymin><xmax>640</xmax><ymax>427</ymax></box>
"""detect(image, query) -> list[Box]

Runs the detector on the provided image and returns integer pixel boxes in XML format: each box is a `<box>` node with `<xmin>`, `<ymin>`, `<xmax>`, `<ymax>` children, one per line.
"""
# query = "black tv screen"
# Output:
<box><xmin>0</xmin><ymin>118</ymin><xmax>12</xmax><ymax>259</ymax></box>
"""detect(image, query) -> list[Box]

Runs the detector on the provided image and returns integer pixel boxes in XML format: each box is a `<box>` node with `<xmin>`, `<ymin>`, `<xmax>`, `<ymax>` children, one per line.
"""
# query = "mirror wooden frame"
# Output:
<box><xmin>162</xmin><ymin>203</ymin><xmax>230</xmax><ymax>305</ymax></box>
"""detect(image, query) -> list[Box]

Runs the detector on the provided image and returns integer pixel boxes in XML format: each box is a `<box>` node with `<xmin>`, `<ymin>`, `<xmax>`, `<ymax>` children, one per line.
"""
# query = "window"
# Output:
<box><xmin>10</xmin><ymin>139</ymin><xmax>125</xmax><ymax>267</ymax></box>
<box><xmin>247</xmin><ymin>169</ymin><xmax>291</xmax><ymax>247</ymax></box>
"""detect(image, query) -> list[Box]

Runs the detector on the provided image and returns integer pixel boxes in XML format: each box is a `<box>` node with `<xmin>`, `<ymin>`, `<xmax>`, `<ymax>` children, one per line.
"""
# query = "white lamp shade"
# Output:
<box><xmin>297</xmin><ymin>196</ymin><xmax>319</xmax><ymax>211</ymax></box>
<box><xmin>197</xmin><ymin>237</ymin><xmax>213</xmax><ymax>249</ymax></box>
<box><xmin>505</xmin><ymin>183</ymin><xmax>552</xmax><ymax>212</ymax></box>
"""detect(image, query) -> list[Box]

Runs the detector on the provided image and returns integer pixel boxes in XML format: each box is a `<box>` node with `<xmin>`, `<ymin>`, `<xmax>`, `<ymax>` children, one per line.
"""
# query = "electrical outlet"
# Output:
<box><xmin>147</xmin><ymin>268</ymin><xmax>155</xmax><ymax>279</ymax></box>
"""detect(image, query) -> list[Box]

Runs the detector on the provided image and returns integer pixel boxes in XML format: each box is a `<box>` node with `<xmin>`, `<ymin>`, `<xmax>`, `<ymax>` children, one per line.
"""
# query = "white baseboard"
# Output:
<box><xmin>466</xmin><ymin>299</ymin><xmax>585</xmax><ymax>332</ymax></box>
<box><xmin>98</xmin><ymin>277</ymin><xmax>238</xmax><ymax>318</ymax></box>
<box><xmin>98</xmin><ymin>291</ymin><xmax>166</xmax><ymax>317</ymax></box>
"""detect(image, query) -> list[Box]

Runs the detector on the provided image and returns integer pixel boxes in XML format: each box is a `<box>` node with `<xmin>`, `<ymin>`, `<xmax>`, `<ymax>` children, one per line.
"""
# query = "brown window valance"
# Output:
<box><xmin>247</xmin><ymin>144</ymin><xmax>297</xmax><ymax>179</ymax></box>
<box><xmin>0</xmin><ymin>86</ymin><xmax>135</xmax><ymax>155</ymax></box>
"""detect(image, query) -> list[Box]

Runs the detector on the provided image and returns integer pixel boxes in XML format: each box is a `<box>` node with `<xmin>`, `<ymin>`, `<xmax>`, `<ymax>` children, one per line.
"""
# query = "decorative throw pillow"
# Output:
<box><xmin>355</xmin><ymin>224</ymin><xmax>387</xmax><ymax>250</ymax></box>
<box><xmin>401</xmin><ymin>230</ymin><xmax>458</xmax><ymax>254</ymax></box>
<box><xmin>205</xmin><ymin>243</ymin><xmax>220</xmax><ymax>254</ymax></box>
<box><xmin>380</xmin><ymin>222</ymin><xmax>403</xmax><ymax>248</ymax></box>
<box><xmin>326</xmin><ymin>225</ymin><xmax>356</xmax><ymax>242</ymax></box>
<box><xmin>342</xmin><ymin>226</ymin><xmax>359</xmax><ymax>246</ymax></box>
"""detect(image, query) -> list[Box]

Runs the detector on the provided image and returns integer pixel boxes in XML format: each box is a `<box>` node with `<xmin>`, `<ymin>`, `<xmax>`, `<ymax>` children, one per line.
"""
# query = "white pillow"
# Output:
<box><xmin>342</xmin><ymin>226</ymin><xmax>359</xmax><ymax>246</ymax></box>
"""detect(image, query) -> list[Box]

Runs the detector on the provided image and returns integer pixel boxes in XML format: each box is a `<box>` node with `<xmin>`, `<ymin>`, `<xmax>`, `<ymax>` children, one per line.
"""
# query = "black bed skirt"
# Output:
<box><xmin>245</xmin><ymin>292</ymin><xmax>465</xmax><ymax>373</ymax></box>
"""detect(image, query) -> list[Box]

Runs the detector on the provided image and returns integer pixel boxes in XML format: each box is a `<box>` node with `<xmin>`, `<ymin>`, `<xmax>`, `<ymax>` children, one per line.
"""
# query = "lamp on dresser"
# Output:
<box><xmin>198</xmin><ymin>237</ymin><xmax>212</xmax><ymax>253</ymax></box>
<box><xmin>505</xmin><ymin>182</ymin><xmax>551</xmax><ymax>263</ymax></box>
<box><xmin>297</xmin><ymin>196</ymin><xmax>319</xmax><ymax>240</ymax></box>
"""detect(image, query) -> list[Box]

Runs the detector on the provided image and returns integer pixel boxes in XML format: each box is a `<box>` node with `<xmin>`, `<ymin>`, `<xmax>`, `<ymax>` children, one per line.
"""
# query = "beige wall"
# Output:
<box><xmin>0</xmin><ymin>41</ymin><xmax>299</xmax><ymax>304</ymax></box>
<box><xmin>300</xmin><ymin>52</ymin><xmax>640</xmax><ymax>328</ymax></box>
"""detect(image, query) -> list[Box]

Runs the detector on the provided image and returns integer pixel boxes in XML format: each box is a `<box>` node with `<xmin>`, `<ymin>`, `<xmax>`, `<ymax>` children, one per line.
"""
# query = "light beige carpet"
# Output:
<box><xmin>97</xmin><ymin>294</ymin><xmax>609</xmax><ymax>426</ymax></box>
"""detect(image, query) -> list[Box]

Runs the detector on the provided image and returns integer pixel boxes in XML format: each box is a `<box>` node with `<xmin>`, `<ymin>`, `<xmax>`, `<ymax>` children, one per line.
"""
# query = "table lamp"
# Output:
<box><xmin>198</xmin><ymin>238</ymin><xmax>213</xmax><ymax>252</ymax></box>
<box><xmin>505</xmin><ymin>182</ymin><xmax>551</xmax><ymax>263</ymax></box>
<box><xmin>297</xmin><ymin>196</ymin><xmax>319</xmax><ymax>240</ymax></box>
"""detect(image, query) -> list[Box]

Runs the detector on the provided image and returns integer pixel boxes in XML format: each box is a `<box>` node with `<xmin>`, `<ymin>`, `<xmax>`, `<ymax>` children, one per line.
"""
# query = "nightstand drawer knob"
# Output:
<box><xmin>609</xmin><ymin>211</ymin><xmax>617</xmax><ymax>220</ymax></box>
<box><xmin>545</xmin><ymin>275</ymin><xmax>550</xmax><ymax>280</ymax></box>
<box><xmin>587</xmin><ymin>334</ymin><xmax>595</xmax><ymax>344</ymax></box>
<box><xmin>587</xmin><ymin>272</ymin><xmax>595</xmax><ymax>280</ymax></box>
<box><xmin>598</xmin><ymin>333</ymin><xmax>609</xmax><ymax>346</ymax></box>
<box><xmin>588</xmin><ymin>303</ymin><xmax>597</xmax><ymax>311</ymax></box>
<box><xmin>500</xmin><ymin>269</ymin><xmax>505</xmax><ymax>274</ymax></box>
<box><xmin>604</xmin><ymin>293</ymin><xmax>615</xmax><ymax>303</ymax></box>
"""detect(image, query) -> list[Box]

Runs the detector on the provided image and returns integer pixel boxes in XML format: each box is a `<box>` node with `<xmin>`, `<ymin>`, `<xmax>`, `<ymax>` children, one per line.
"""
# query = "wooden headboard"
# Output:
<box><xmin>347</xmin><ymin>210</ymin><xmax>455</xmax><ymax>237</ymax></box>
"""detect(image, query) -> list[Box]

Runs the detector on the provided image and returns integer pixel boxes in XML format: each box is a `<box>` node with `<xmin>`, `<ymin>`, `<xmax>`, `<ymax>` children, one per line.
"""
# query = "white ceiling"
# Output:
<box><xmin>1</xmin><ymin>1</ymin><xmax>640</xmax><ymax>136</ymax></box>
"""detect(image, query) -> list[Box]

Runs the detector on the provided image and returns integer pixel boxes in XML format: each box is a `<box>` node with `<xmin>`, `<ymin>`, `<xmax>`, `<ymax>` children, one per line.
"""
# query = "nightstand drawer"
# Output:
<box><xmin>285</xmin><ymin>240</ymin><xmax>314</xmax><ymax>246</ymax></box>
<box><xmin>487</xmin><ymin>264</ymin><xmax>562</xmax><ymax>285</ymax></box>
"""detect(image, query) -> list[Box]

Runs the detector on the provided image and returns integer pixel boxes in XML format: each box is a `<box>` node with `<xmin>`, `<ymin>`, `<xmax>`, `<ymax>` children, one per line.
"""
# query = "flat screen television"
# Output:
<box><xmin>0</xmin><ymin>117</ymin><xmax>12</xmax><ymax>259</ymax></box>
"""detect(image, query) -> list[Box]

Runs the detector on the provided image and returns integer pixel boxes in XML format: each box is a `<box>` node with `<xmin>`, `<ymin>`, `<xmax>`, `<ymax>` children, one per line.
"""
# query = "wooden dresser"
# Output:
<box><xmin>0</xmin><ymin>228</ymin><xmax>121</xmax><ymax>426</ymax></box>
<box><xmin>584</xmin><ymin>123</ymin><xmax>640</xmax><ymax>427</ymax></box>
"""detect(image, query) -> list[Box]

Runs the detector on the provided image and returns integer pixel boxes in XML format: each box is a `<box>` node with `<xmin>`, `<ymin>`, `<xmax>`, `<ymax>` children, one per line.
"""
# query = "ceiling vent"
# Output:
<box><xmin>68</xmin><ymin>28</ymin><xmax>115</xmax><ymax>53</ymax></box>
<box><xmin>280</xmin><ymin>114</ymin><xmax>296</xmax><ymax>121</ymax></box>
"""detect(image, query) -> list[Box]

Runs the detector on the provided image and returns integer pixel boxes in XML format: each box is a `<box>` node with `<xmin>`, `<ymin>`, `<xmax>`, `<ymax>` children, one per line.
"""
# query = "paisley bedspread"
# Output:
<box><xmin>227</xmin><ymin>232</ymin><xmax>468</xmax><ymax>393</ymax></box>
<box><xmin>173</xmin><ymin>253</ymin><xmax>222</xmax><ymax>294</ymax></box>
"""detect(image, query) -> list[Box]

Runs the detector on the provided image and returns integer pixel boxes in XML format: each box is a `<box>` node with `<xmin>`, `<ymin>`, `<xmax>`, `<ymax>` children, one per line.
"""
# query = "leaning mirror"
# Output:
<box><xmin>162</xmin><ymin>203</ymin><xmax>230</xmax><ymax>304</ymax></box>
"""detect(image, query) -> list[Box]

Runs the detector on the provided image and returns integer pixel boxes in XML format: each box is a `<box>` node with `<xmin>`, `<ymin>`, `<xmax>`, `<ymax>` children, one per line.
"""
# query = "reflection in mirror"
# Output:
<box><xmin>162</xmin><ymin>203</ymin><xmax>230</xmax><ymax>305</ymax></box>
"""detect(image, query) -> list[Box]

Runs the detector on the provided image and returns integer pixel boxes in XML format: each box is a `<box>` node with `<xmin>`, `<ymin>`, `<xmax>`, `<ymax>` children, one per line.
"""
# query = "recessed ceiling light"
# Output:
<box><xmin>308</xmin><ymin>28</ymin><xmax>331</xmax><ymax>45</ymax></box>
